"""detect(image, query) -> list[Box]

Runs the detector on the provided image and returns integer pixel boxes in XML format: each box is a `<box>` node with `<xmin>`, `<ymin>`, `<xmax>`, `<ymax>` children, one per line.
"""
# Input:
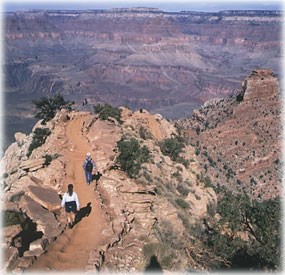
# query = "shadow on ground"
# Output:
<box><xmin>74</xmin><ymin>202</ymin><xmax>92</xmax><ymax>225</ymax></box>
<box><xmin>145</xmin><ymin>255</ymin><xmax>163</xmax><ymax>273</ymax></box>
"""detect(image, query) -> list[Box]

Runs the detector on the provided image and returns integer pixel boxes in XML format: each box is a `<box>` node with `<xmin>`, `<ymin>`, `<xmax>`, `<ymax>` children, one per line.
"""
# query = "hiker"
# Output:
<box><xmin>82</xmin><ymin>152</ymin><xmax>96</xmax><ymax>185</ymax></box>
<box><xmin>61</xmin><ymin>183</ymin><xmax>80</xmax><ymax>229</ymax></box>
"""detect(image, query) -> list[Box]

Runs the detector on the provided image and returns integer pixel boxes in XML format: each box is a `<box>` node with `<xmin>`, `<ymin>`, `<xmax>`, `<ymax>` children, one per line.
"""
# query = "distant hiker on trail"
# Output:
<box><xmin>82</xmin><ymin>152</ymin><xmax>96</xmax><ymax>185</ymax></box>
<box><xmin>61</xmin><ymin>183</ymin><xmax>80</xmax><ymax>229</ymax></box>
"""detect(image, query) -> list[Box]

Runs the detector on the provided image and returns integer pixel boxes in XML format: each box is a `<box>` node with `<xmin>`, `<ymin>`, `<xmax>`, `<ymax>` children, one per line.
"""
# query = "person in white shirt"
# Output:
<box><xmin>61</xmin><ymin>183</ymin><xmax>80</xmax><ymax>228</ymax></box>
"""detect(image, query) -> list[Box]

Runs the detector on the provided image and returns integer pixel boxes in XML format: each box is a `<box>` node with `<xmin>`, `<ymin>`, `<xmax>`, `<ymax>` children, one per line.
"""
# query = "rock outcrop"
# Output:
<box><xmin>2</xmin><ymin>101</ymin><xmax>218</xmax><ymax>272</ymax></box>
<box><xmin>2</xmin><ymin>69</ymin><xmax>281</xmax><ymax>272</ymax></box>
<box><xmin>1</xmin><ymin>110</ymin><xmax>69</xmax><ymax>271</ymax></box>
<box><xmin>176</xmin><ymin>69</ymin><xmax>282</xmax><ymax>200</ymax></box>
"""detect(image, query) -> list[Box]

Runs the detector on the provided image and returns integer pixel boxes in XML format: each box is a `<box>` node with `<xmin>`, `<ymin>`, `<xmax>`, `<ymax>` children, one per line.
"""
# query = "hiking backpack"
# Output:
<box><xmin>85</xmin><ymin>159</ymin><xmax>93</xmax><ymax>172</ymax></box>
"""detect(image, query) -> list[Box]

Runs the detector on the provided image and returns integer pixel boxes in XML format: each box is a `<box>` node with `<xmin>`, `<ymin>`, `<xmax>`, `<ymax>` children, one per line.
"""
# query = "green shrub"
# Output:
<box><xmin>212</xmin><ymin>191</ymin><xmax>282</xmax><ymax>270</ymax></box>
<box><xmin>94</xmin><ymin>103</ymin><xmax>122</xmax><ymax>123</ymax></box>
<box><xmin>3</xmin><ymin>210</ymin><xmax>24</xmax><ymax>227</ymax></box>
<box><xmin>33</xmin><ymin>94</ymin><xmax>74</xmax><ymax>124</ymax></box>
<box><xmin>139</xmin><ymin>126</ymin><xmax>153</xmax><ymax>140</ymax></box>
<box><xmin>175</xmin><ymin>198</ymin><xmax>189</xmax><ymax>209</ymax></box>
<box><xmin>204</xmin><ymin>176</ymin><xmax>214</xmax><ymax>188</ymax></box>
<box><xmin>43</xmin><ymin>153</ymin><xmax>60</xmax><ymax>166</ymax></box>
<box><xmin>177</xmin><ymin>156</ymin><xmax>189</xmax><ymax>167</ymax></box>
<box><xmin>27</xmin><ymin>128</ymin><xmax>51</xmax><ymax>157</ymax></box>
<box><xmin>177</xmin><ymin>183</ymin><xmax>190</xmax><ymax>196</ymax></box>
<box><xmin>117</xmin><ymin>138</ymin><xmax>150</xmax><ymax>178</ymax></box>
<box><xmin>159</xmin><ymin>137</ymin><xmax>185</xmax><ymax>161</ymax></box>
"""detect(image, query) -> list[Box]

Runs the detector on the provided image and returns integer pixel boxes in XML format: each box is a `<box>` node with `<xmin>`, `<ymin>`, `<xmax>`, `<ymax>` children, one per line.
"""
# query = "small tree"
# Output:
<box><xmin>117</xmin><ymin>138</ymin><xmax>150</xmax><ymax>178</ymax></box>
<box><xmin>94</xmin><ymin>103</ymin><xmax>122</xmax><ymax>123</ymax></box>
<box><xmin>159</xmin><ymin>137</ymin><xmax>185</xmax><ymax>162</ymax></box>
<box><xmin>33</xmin><ymin>94</ymin><xmax>74</xmax><ymax>124</ymax></box>
<box><xmin>211</xmin><ymin>190</ymin><xmax>282</xmax><ymax>270</ymax></box>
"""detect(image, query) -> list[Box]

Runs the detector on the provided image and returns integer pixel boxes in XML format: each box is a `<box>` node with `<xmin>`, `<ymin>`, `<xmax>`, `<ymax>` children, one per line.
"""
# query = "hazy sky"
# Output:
<box><xmin>3</xmin><ymin>0</ymin><xmax>282</xmax><ymax>12</ymax></box>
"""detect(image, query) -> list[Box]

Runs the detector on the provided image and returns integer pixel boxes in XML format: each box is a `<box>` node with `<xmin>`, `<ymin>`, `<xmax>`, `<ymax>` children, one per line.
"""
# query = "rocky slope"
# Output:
<box><xmin>1</xmin><ymin>105</ymin><xmax>216</xmax><ymax>272</ymax></box>
<box><xmin>1</xmin><ymin>69</ymin><xmax>282</xmax><ymax>272</ymax></box>
<box><xmin>176</xmin><ymin>69</ymin><xmax>282</xmax><ymax>201</ymax></box>
<box><xmin>4</xmin><ymin>8</ymin><xmax>281</xmax><ymax>146</ymax></box>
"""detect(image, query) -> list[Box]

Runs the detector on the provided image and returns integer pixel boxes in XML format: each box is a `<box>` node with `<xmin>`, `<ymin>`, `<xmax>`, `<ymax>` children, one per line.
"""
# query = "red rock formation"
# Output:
<box><xmin>177</xmin><ymin>69</ymin><xmax>281</xmax><ymax>200</ymax></box>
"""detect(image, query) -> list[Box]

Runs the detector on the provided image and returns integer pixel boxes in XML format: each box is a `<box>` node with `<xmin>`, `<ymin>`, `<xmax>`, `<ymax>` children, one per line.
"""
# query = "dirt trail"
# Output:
<box><xmin>30</xmin><ymin>115</ymin><xmax>109</xmax><ymax>271</ymax></box>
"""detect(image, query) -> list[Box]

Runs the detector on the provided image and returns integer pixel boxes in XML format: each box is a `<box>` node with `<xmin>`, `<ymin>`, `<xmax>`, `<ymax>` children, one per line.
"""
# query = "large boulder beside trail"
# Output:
<box><xmin>25</xmin><ymin>185</ymin><xmax>61</xmax><ymax>212</ymax></box>
<box><xmin>19</xmin><ymin>195</ymin><xmax>63</xmax><ymax>240</ymax></box>
<box><xmin>2</xmin><ymin>225</ymin><xmax>23</xmax><ymax>246</ymax></box>
<box><xmin>19</xmin><ymin>158</ymin><xmax>46</xmax><ymax>172</ymax></box>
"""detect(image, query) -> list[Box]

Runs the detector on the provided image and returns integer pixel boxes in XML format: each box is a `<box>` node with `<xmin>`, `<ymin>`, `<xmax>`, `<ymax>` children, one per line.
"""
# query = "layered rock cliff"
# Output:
<box><xmin>4</xmin><ymin>9</ymin><xmax>281</xmax><ymax>147</ymax></box>
<box><xmin>176</xmin><ymin>69</ymin><xmax>282</xmax><ymax>200</ymax></box>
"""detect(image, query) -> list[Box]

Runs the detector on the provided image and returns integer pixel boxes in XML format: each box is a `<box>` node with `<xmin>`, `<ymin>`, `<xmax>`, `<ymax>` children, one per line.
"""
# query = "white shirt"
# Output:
<box><xmin>61</xmin><ymin>192</ymin><xmax>80</xmax><ymax>209</ymax></box>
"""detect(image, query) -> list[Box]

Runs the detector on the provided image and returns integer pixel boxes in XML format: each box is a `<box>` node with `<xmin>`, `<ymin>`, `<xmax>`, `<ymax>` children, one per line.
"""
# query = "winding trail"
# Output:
<box><xmin>30</xmin><ymin>115</ymin><xmax>108</xmax><ymax>271</ymax></box>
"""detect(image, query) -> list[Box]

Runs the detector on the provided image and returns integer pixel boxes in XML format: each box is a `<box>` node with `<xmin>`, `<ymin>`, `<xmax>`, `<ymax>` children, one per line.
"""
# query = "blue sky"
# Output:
<box><xmin>3</xmin><ymin>0</ymin><xmax>282</xmax><ymax>12</ymax></box>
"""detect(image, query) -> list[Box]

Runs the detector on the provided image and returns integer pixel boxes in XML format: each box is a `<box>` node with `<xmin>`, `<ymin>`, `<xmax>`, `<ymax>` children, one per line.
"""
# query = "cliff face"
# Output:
<box><xmin>176</xmin><ymin>69</ymin><xmax>282</xmax><ymax>201</ymax></box>
<box><xmin>4</xmin><ymin>9</ymin><xmax>281</xmax><ymax>131</ymax></box>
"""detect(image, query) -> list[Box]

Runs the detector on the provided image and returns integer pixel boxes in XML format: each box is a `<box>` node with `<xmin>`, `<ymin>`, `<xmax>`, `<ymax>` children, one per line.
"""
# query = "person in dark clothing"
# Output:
<box><xmin>82</xmin><ymin>152</ymin><xmax>96</xmax><ymax>185</ymax></box>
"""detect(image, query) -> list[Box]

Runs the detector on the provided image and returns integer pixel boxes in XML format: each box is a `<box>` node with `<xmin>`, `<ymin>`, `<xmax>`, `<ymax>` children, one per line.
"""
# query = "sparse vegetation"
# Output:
<box><xmin>176</xmin><ymin>156</ymin><xmax>189</xmax><ymax>167</ymax></box>
<box><xmin>139</xmin><ymin>126</ymin><xmax>153</xmax><ymax>140</ymax></box>
<box><xmin>33</xmin><ymin>94</ymin><xmax>74</xmax><ymax>124</ymax></box>
<box><xmin>94</xmin><ymin>103</ymin><xmax>122</xmax><ymax>123</ymax></box>
<box><xmin>3</xmin><ymin>210</ymin><xmax>24</xmax><ymax>227</ymax></box>
<box><xmin>175</xmin><ymin>198</ymin><xmax>189</xmax><ymax>209</ymax></box>
<box><xmin>177</xmin><ymin>183</ymin><xmax>190</xmax><ymax>196</ymax></box>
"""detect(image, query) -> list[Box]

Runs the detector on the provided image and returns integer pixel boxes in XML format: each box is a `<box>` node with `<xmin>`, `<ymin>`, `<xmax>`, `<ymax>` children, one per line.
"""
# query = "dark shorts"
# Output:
<box><xmin>65</xmin><ymin>201</ymin><xmax>77</xmax><ymax>213</ymax></box>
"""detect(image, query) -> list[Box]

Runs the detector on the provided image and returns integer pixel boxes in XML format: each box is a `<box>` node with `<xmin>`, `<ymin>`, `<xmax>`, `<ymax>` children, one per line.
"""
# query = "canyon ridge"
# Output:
<box><xmin>1</xmin><ymin>69</ymin><xmax>282</xmax><ymax>272</ymax></box>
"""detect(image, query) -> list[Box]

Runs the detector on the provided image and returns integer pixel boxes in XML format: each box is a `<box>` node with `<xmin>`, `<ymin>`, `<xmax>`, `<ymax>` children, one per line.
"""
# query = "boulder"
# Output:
<box><xmin>55</xmin><ymin>109</ymin><xmax>70</xmax><ymax>123</ymax></box>
<box><xmin>19</xmin><ymin>195</ymin><xmax>62</xmax><ymax>240</ymax></box>
<box><xmin>29</xmin><ymin>176</ymin><xmax>43</xmax><ymax>185</ymax></box>
<box><xmin>26</xmin><ymin>185</ymin><xmax>61</xmax><ymax>212</ymax></box>
<box><xmin>14</xmin><ymin>132</ymin><xmax>27</xmax><ymax>146</ymax></box>
<box><xmin>19</xmin><ymin>158</ymin><xmax>45</xmax><ymax>172</ymax></box>
<box><xmin>29</xmin><ymin>238</ymin><xmax>49</xmax><ymax>251</ymax></box>
<box><xmin>23</xmin><ymin>248</ymin><xmax>45</xmax><ymax>257</ymax></box>
<box><xmin>2</xmin><ymin>224</ymin><xmax>22</xmax><ymax>245</ymax></box>
<box><xmin>154</xmin><ymin>113</ymin><xmax>163</xmax><ymax>121</ymax></box>
<box><xmin>16</xmin><ymin>256</ymin><xmax>36</xmax><ymax>269</ymax></box>
<box><xmin>3</xmin><ymin>246</ymin><xmax>19</xmax><ymax>271</ymax></box>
